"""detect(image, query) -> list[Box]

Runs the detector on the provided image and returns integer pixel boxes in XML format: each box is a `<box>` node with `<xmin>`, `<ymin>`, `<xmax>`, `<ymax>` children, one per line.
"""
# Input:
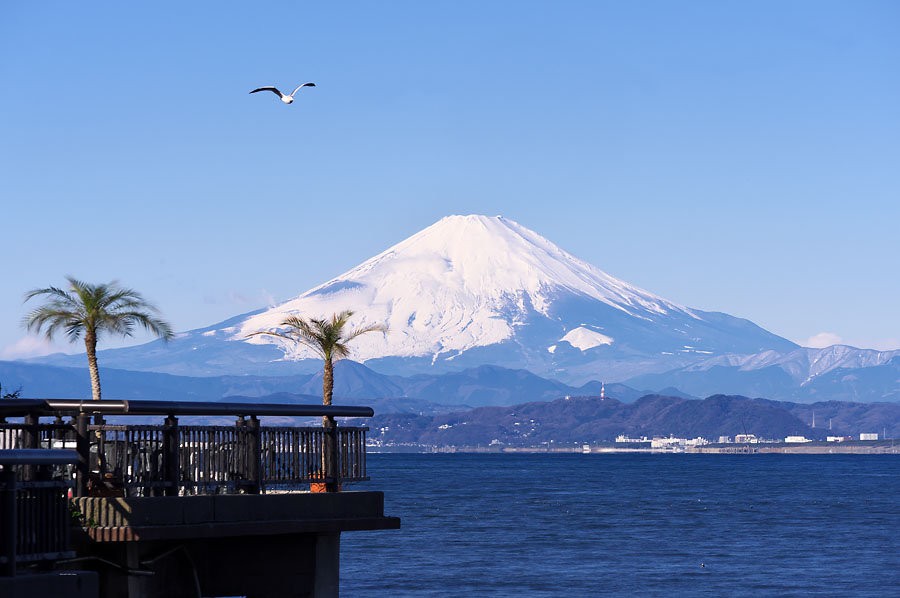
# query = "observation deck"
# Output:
<box><xmin>0</xmin><ymin>399</ymin><xmax>399</xmax><ymax>598</ymax></box>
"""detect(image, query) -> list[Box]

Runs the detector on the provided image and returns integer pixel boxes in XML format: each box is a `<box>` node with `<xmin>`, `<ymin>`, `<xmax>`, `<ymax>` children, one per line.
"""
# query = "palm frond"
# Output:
<box><xmin>23</xmin><ymin>278</ymin><xmax>173</xmax><ymax>344</ymax></box>
<box><xmin>345</xmin><ymin>323</ymin><xmax>389</xmax><ymax>343</ymax></box>
<box><xmin>246</xmin><ymin>330</ymin><xmax>300</xmax><ymax>343</ymax></box>
<box><xmin>245</xmin><ymin>310</ymin><xmax>388</xmax><ymax>362</ymax></box>
<box><xmin>22</xmin><ymin>307</ymin><xmax>83</xmax><ymax>342</ymax></box>
<box><xmin>23</xmin><ymin>285</ymin><xmax>76</xmax><ymax>305</ymax></box>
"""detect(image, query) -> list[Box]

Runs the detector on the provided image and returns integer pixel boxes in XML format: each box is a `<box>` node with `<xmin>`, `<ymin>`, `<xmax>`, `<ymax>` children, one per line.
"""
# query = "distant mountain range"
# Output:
<box><xmin>626</xmin><ymin>347</ymin><xmax>900</xmax><ymax>402</ymax></box>
<box><xmin>0</xmin><ymin>359</ymin><xmax>674</xmax><ymax>409</ymax></box>
<box><xmin>21</xmin><ymin>214</ymin><xmax>899</xmax><ymax>403</ymax></box>
<box><xmin>5</xmin><ymin>360</ymin><xmax>898</xmax><ymax>446</ymax></box>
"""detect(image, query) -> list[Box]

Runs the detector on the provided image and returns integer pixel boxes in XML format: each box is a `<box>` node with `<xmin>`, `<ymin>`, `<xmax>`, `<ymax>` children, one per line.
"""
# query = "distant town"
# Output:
<box><xmin>368</xmin><ymin>431</ymin><xmax>899</xmax><ymax>455</ymax></box>
<box><xmin>360</xmin><ymin>392</ymin><xmax>900</xmax><ymax>455</ymax></box>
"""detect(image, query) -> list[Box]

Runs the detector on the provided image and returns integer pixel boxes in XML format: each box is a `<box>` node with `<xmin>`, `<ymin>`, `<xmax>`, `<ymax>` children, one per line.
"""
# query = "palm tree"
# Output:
<box><xmin>247</xmin><ymin>310</ymin><xmax>387</xmax><ymax>422</ymax></box>
<box><xmin>23</xmin><ymin>277</ymin><xmax>173</xmax><ymax>401</ymax></box>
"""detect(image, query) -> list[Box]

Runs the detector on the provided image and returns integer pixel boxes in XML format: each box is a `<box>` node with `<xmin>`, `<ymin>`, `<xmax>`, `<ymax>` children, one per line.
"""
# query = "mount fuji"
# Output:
<box><xmin>33</xmin><ymin>215</ymin><xmax>798</xmax><ymax>384</ymax></box>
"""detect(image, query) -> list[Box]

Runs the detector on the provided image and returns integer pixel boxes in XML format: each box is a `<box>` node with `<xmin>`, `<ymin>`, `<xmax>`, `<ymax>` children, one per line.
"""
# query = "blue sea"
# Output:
<box><xmin>341</xmin><ymin>453</ymin><xmax>900</xmax><ymax>597</ymax></box>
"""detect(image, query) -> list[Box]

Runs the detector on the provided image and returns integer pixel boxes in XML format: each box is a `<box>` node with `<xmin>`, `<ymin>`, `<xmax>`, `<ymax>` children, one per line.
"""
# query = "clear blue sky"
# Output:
<box><xmin>1</xmin><ymin>1</ymin><xmax>898</xmax><ymax>358</ymax></box>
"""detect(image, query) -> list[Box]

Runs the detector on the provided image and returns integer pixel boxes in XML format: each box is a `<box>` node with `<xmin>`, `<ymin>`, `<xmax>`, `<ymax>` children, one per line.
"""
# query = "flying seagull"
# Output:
<box><xmin>249</xmin><ymin>83</ymin><xmax>316</xmax><ymax>104</ymax></box>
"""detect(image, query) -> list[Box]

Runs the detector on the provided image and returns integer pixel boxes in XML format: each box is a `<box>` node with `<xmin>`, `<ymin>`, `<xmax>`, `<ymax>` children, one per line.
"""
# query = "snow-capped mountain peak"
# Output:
<box><xmin>34</xmin><ymin>214</ymin><xmax>797</xmax><ymax>382</ymax></box>
<box><xmin>236</xmin><ymin>215</ymin><xmax>696</xmax><ymax>362</ymax></box>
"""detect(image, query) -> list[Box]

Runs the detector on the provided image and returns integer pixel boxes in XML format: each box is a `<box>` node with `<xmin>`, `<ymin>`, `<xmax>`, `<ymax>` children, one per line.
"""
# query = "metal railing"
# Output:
<box><xmin>0</xmin><ymin>399</ymin><xmax>372</xmax><ymax>497</ymax></box>
<box><xmin>0</xmin><ymin>449</ymin><xmax>77</xmax><ymax>577</ymax></box>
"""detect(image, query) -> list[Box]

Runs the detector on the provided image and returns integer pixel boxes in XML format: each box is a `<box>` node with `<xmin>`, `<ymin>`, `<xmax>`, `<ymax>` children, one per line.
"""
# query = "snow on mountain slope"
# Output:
<box><xmin>557</xmin><ymin>327</ymin><xmax>615</xmax><ymax>351</ymax></box>
<box><xmin>236</xmin><ymin>215</ymin><xmax>698</xmax><ymax>363</ymax></box>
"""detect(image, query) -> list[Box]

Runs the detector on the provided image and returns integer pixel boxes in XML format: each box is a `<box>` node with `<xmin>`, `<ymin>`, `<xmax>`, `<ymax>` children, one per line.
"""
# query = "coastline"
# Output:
<box><xmin>369</xmin><ymin>440</ymin><xmax>900</xmax><ymax>455</ymax></box>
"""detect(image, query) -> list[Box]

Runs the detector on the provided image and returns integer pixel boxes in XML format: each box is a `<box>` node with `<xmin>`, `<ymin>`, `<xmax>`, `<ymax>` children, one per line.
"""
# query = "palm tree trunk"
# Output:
<box><xmin>85</xmin><ymin>331</ymin><xmax>101</xmax><ymax>401</ymax></box>
<box><xmin>322</xmin><ymin>357</ymin><xmax>334</xmax><ymax>428</ymax></box>
<box><xmin>320</xmin><ymin>357</ymin><xmax>335</xmax><ymax>482</ymax></box>
<box><xmin>322</xmin><ymin>357</ymin><xmax>334</xmax><ymax>406</ymax></box>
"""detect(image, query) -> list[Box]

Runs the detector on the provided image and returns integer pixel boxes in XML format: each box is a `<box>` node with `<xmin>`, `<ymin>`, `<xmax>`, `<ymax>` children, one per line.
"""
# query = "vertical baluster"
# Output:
<box><xmin>246</xmin><ymin>416</ymin><xmax>260</xmax><ymax>494</ymax></box>
<box><xmin>269</xmin><ymin>428</ymin><xmax>274</xmax><ymax>483</ymax></box>
<box><xmin>277</xmin><ymin>429</ymin><xmax>283</xmax><ymax>481</ymax></box>
<box><xmin>213</xmin><ymin>428</ymin><xmax>219</xmax><ymax>486</ymax></box>
<box><xmin>215</xmin><ymin>427</ymin><xmax>221</xmax><ymax>489</ymax></box>
<box><xmin>223</xmin><ymin>427</ymin><xmax>227</xmax><ymax>488</ymax></box>
<box><xmin>201</xmin><ymin>428</ymin><xmax>207</xmax><ymax>491</ymax></box>
<box><xmin>74</xmin><ymin>413</ymin><xmax>89</xmax><ymax>498</ymax></box>
<box><xmin>162</xmin><ymin>416</ymin><xmax>179</xmax><ymax>496</ymax></box>
<box><xmin>192</xmin><ymin>427</ymin><xmax>197</xmax><ymax>493</ymax></box>
<box><xmin>126</xmin><ymin>428</ymin><xmax>132</xmax><ymax>495</ymax></box>
<box><xmin>213</xmin><ymin>427</ymin><xmax>217</xmax><ymax>488</ymax></box>
<box><xmin>193</xmin><ymin>427</ymin><xmax>198</xmax><ymax>493</ymax></box>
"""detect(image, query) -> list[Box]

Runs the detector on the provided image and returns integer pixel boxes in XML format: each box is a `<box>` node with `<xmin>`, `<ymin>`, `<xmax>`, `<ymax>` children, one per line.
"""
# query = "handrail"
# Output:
<box><xmin>0</xmin><ymin>398</ymin><xmax>375</xmax><ymax>497</ymax></box>
<box><xmin>0</xmin><ymin>449</ymin><xmax>79</xmax><ymax>466</ymax></box>
<box><xmin>1</xmin><ymin>417</ymin><xmax>369</xmax><ymax>496</ymax></box>
<box><xmin>0</xmin><ymin>399</ymin><xmax>374</xmax><ymax>419</ymax></box>
<box><xmin>0</xmin><ymin>400</ymin><xmax>47</xmax><ymax>418</ymax></box>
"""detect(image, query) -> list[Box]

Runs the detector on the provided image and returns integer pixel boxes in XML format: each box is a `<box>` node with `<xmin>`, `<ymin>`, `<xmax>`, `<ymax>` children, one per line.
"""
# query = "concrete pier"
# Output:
<box><xmin>67</xmin><ymin>492</ymin><xmax>399</xmax><ymax>597</ymax></box>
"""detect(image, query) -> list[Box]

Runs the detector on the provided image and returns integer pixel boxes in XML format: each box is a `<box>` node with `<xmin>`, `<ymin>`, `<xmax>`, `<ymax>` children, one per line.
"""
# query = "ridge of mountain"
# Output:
<box><xmin>626</xmin><ymin>351</ymin><xmax>900</xmax><ymax>402</ymax></box>
<box><xmin>675</xmin><ymin>345</ymin><xmax>900</xmax><ymax>381</ymax></box>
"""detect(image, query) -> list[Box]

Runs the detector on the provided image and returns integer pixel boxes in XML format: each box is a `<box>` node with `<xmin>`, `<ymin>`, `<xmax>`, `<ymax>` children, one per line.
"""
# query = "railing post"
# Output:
<box><xmin>74</xmin><ymin>413</ymin><xmax>90</xmax><ymax>498</ymax></box>
<box><xmin>22</xmin><ymin>412</ymin><xmax>39</xmax><ymax>482</ymax></box>
<box><xmin>0</xmin><ymin>468</ymin><xmax>17</xmax><ymax>577</ymax></box>
<box><xmin>163</xmin><ymin>415</ymin><xmax>179</xmax><ymax>496</ymax></box>
<box><xmin>247</xmin><ymin>416</ymin><xmax>261</xmax><ymax>494</ymax></box>
<box><xmin>93</xmin><ymin>414</ymin><xmax>106</xmax><ymax>479</ymax></box>
<box><xmin>324</xmin><ymin>416</ymin><xmax>338</xmax><ymax>492</ymax></box>
<box><xmin>23</xmin><ymin>413</ymin><xmax>39</xmax><ymax>450</ymax></box>
<box><xmin>53</xmin><ymin>415</ymin><xmax>66</xmax><ymax>442</ymax></box>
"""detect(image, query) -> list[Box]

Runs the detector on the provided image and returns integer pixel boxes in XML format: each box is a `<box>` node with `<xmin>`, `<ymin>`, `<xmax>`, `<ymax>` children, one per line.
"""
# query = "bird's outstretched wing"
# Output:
<box><xmin>250</xmin><ymin>86</ymin><xmax>285</xmax><ymax>98</ymax></box>
<box><xmin>290</xmin><ymin>82</ymin><xmax>316</xmax><ymax>96</ymax></box>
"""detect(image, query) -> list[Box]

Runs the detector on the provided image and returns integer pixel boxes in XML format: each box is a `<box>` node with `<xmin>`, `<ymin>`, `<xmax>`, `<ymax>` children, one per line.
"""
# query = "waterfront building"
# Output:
<box><xmin>784</xmin><ymin>435</ymin><xmax>812</xmax><ymax>443</ymax></box>
<box><xmin>860</xmin><ymin>433</ymin><xmax>879</xmax><ymax>441</ymax></box>
<box><xmin>650</xmin><ymin>436</ymin><xmax>709</xmax><ymax>450</ymax></box>
<box><xmin>615</xmin><ymin>434</ymin><xmax>649</xmax><ymax>443</ymax></box>
<box><xmin>734</xmin><ymin>434</ymin><xmax>758</xmax><ymax>443</ymax></box>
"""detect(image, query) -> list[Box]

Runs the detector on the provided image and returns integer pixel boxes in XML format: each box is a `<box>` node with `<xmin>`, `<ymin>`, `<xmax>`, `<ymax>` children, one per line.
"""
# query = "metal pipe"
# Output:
<box><xmin>0</xmin><ymin>449</ymin><xmax>79</xmax><ymax>466</ymax></box>
<box><xmin>40</xmin><ymin>399</ymin><xmax>374</xmax><ymax>418</ymax></box>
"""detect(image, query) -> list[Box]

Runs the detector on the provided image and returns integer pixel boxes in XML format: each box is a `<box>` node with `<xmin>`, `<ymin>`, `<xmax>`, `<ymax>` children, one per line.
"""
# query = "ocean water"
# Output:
<box><xmin>341</xmin><ymin>453</ymin><xmax>900</xmax><ymax>597</ymax></box>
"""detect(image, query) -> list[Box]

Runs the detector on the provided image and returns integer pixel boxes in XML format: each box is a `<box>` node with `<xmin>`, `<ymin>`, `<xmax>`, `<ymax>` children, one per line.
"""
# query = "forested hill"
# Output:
<box><xmin>361</xmin><ymin>394</ymin><xmax>900</xmax><ymax>447</ymax></box>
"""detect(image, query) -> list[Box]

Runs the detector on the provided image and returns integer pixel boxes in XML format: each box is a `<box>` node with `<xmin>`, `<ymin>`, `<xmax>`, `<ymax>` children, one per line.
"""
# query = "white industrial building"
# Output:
<box><xmin>784</xmin><ymin>436</ymin><xmax>812</xmax><ymax>443</ymax></box>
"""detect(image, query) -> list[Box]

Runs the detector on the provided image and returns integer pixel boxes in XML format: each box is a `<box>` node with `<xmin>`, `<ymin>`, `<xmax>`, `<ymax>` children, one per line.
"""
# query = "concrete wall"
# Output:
<box><xmin>65</xmin><ymin>492</ymin><xmax>398</xmax><ymax>597</ymax></box>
